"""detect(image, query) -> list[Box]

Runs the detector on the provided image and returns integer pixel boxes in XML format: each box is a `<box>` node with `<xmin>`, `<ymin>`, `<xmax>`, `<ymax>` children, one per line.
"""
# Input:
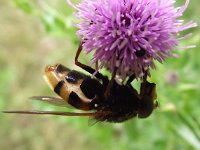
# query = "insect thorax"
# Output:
<box><xmin>94</xmin><ymin>82</ymin><xmax>140</xmax><ymax>123</ymax></box>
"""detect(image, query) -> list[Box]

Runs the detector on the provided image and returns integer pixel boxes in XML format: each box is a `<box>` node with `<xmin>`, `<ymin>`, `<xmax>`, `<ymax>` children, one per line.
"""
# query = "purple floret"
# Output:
<box><xmin>67</xmin><ymin>0</ymin><xmax>197</xmax><ymax>79</ymax></box>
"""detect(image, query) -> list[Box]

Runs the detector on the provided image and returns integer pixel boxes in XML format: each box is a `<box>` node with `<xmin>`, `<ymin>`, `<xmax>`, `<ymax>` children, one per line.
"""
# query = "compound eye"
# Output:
<box><xmin>138</xmin><ymin>96</ymin><xmax>154</xmax><ymax>118</ymax></box>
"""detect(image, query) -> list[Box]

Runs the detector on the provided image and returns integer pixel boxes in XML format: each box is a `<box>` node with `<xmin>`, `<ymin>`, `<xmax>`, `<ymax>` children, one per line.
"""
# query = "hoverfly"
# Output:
<box><xmin>3</xmin><ymin>42</ymin><xmax>158</xmax><ymax>123</ymax></box>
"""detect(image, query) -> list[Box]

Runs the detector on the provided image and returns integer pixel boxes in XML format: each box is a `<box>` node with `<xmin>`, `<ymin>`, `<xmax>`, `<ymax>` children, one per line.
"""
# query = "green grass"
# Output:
<box><xmin>0</xmin><ymin>0</ymin><xmax>200</xmax><ymax>149</ymax></box>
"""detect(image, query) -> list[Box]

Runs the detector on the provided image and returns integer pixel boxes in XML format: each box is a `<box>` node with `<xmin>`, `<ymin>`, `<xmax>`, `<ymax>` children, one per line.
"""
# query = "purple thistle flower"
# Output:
<box><xmin>67</xmin><ymin>0</ymin><xmax>197</xmax><ymax>79</ymax></box>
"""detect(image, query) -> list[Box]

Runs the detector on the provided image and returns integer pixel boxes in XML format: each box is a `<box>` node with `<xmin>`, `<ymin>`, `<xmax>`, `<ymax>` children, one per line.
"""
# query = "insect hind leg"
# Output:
<box><xmin>75</xmin><ymin>42</ymin><xmax>108</xmax><ymax>84</ymax></box>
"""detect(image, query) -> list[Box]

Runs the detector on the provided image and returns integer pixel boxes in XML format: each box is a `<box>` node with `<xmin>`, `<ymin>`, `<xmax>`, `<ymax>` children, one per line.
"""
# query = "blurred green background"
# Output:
<box><xmin>0</xmin><ymin>0</ymin><xmax>200</xmax><ymax>149</ymax></box>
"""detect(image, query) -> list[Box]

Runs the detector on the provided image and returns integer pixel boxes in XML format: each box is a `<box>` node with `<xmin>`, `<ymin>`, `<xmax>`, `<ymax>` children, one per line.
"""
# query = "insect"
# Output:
<box><xmin>3</xmin><ymin>42</ymin><xmax>158</xmax><ymax>123</ymax></box>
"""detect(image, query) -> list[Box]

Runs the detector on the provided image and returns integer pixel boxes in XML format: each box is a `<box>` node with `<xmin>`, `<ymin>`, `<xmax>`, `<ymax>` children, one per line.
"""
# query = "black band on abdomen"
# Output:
<box><xmin>68</xmin><ymin>92</ymin><xmax>90</xmax><ymax>110</ymax></box>
<box><xmin>54</xmin><ymin>80</ymin><xmax>65</xmax><ymax>94</ymax></box>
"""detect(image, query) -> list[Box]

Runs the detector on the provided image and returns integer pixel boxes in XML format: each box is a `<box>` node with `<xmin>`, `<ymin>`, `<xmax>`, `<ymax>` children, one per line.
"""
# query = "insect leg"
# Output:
<box><xmin>95</xmin><ymin>61</ymin><xmax>99</xmax><ymax>71</ymax></box>
<box><xmin>139</xmin><ymin>72</ymin><xmax>157</xmax><ymax>100</ymax></box>
<box><xmin>104</xmin><ymin>68</ymin><xmax>117</xmax><ymax>97</ymax></box>
<box><xmin>140</xmin><ymin>72</ymin><xmax>148</xmax><ymax>97</ymax></box>
<box><xmin>126</xmin><ymin>74</ymin><xmax>136</xmax><ymax>86</ymax></box>
<box><xmin>126</xmin><ymin>74</ymin><xmax>139</xmax><ymax>95</ymax></box>
<box><xmin>75</xmin><ymin>42</ymin><xmax>108</xmax><ymax>84</ymax></box>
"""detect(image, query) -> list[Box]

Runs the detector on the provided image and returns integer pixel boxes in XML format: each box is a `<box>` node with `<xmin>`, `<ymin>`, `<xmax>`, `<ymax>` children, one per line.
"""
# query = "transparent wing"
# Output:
<box><xmin>88</xmin><ymin>111</ymin><xmax>111</xmax><ymax>126</ymax></box>
<box><xmin>88</xmin><ymin>116</ymin><xmax>100</xmax><ymax>126</ymax></box>
<box><xmin>3</xmin><ymin>110</ymin><xmax>99</xmax><ymax>116</ymax></box>
<box><xmin>30</xmin><ymin>96</ymin><xmax>73</xmax><ymax>108</ymax></box>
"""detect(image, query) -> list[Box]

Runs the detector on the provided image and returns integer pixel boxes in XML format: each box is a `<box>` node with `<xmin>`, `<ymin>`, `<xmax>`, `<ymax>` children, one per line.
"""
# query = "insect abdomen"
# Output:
<box><xmin>44</xmin><ymin>64</ymin><xmax>94</xmax><ymax>110</ymax></box>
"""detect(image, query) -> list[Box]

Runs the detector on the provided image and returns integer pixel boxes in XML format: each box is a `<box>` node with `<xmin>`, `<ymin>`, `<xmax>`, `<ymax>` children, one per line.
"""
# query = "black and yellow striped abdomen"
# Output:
<box><xmin>44</xmin><ymin>64</ymin><xmax>94</xmax><ymax>110</ymax></box>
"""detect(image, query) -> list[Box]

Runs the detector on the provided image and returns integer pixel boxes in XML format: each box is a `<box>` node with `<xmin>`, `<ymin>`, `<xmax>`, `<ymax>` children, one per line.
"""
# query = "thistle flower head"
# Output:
<box><xmin>67</xmin><ymin>0</ymin><xmax>197</xmax><ymax>79</ymax></box>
